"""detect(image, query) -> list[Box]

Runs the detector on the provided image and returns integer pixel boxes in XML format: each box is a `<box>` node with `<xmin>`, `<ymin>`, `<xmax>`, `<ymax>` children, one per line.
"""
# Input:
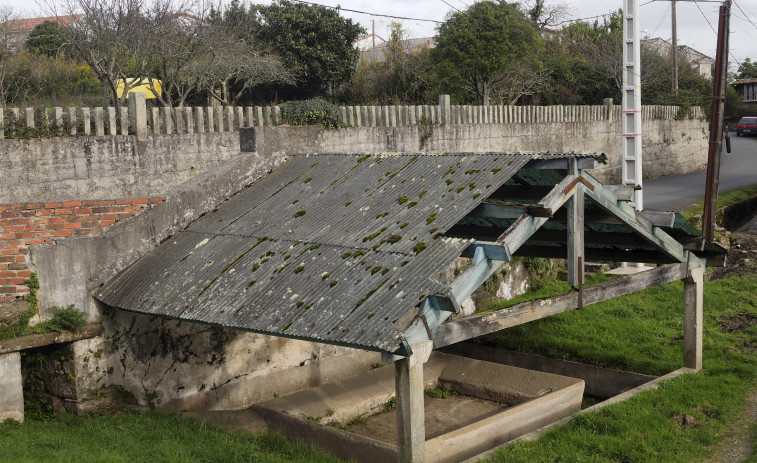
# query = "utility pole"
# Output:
<box><xmin>623</xmin><ymin>0</ymin><xmax>643</xmax><ymax>211</ymax></box>
<box><xmin>672</xmin><ymin>0</ymin><xmax>679</xmax><ymax>95</ymax></box>
<box><xmin>372</xmin><ymin>20</ymin><xmax>375</xmax><ymax>48</ymax></box>
<box><xmin>702</xmin><ymin>0</ymin><xmax>731</xmax><ymax>241</ymax></box>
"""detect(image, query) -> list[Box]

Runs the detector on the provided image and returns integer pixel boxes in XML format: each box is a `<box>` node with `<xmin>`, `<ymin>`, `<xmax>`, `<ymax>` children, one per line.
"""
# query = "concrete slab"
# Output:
<box><xmin>0</xmin><ymin>352</ymin><xmax>23</xmax><ymax>422</ymax></box>
<box><xmin>605</xmin><ymin>265</ymin><xmax>653</xmax><ymax>275</ymax></box>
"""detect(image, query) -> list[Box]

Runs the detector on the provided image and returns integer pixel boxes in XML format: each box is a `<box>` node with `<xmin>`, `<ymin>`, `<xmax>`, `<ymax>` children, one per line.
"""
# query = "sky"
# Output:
<box><xmin>2</xmin><ymin>0</ymin><xmax>756</xmax><ymax>66</ymax></box>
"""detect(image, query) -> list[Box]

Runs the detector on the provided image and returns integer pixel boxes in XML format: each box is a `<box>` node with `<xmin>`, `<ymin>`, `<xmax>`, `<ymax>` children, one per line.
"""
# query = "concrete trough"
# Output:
<box><xmin>254</xmin><ymin>352</ymin><xmax>584</xmax><ymax>463</ymax></box>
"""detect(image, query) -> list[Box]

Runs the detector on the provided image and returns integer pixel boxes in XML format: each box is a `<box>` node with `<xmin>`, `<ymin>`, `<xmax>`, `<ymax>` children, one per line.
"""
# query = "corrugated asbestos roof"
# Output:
<box><xmin>96</xmin><ymin>152</ymin><xmax>603</xmax><ymax>353</ymax></box>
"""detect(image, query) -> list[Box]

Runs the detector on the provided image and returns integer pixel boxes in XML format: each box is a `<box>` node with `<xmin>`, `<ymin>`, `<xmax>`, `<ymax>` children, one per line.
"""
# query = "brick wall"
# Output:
<box><xmin>0</xmin><ymin>197</ymin><xmax>165</xmax><ymax>302</ymax></box>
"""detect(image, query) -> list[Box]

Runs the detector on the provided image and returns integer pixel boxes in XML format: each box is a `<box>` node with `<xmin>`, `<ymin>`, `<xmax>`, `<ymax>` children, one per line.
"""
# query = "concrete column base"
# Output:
<box><xmin>0</xmin><ymin>352</ymin><xmax>23</xmax><ymax>422</ymax></box>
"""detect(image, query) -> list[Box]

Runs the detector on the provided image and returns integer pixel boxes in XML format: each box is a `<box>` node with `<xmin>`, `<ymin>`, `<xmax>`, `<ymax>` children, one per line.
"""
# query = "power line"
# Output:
<box><xmin>289</xmin><ymin>0</ymin><xmax>443</xmax><ymax>24</ymax></box>
<box><xmin>733</xmin><ymin>1</ymin><xmax>757</xmax><ymax>33</ymax></box>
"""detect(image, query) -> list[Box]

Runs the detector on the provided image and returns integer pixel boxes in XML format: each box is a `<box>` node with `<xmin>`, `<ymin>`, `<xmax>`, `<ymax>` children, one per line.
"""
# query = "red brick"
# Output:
<box><xmin>0</xmin><ymin>271</ymin><xmax>13</xmax><ymax>278</ymax></box>
<box><xmin>149</xmin><ymin>197</ymin><xmax>166</xmax><ymax>204</ymax></box>
<box><xmin>8</xmin><ymin>204</ymin><xmax>25</xmax><ymax>211</ymax></box>
<box><xmin>0</xmin><ymin>286</ymin><xmax>17</xmax><ymax>293</ymax></box>
<box><xmin>67</xmin><ymin>215</ymin><xmax>86</xmax><ymax>223</ymax></box>
<box><xmin>45</xmin><ymin>202</ymin><xmax>62</xmax><ymax>209</ymax></box>
<box><xmin>123</xmin><ymin>205</ymin><xmax>141</xmax><ymax>212</ymax></box>
<box><xmin>73</xmin><ymin>207</ymin><xmax>92</xmax><ymax>215</ymax></box>
<box><xmin>0</xmin><ymin>249</ymin><xmax>18</xmax><ymax>256</ymax></box>
<box><xmin>5</xmin><ymin>242</ymin><xmax>25</xmax><ymax>248</ymax></box>
<box><xmin>7</xmin><ymin>225</ymin><xmax>26</xmax><ymax>232</ymax></box>
<box><xmin>98</xmin><ymin>200</ymin><xmax>115</xmax><ymax>206</ymax></box>
<box><xmin>132</xmin><ymin>198</ymin><xmax>149</xmax><ymax>205</ymax></box>
<box><xmin>99</xmin><ymin>220</ymin><xmax>116</xmax><ymax>227</ymax></box>
<box><xmin>24</xmin><ymin>202</ymin><xmax>44</xmax><ymax>210</ymax></box>
<box><xmin>7</xmin><ymin>277</ymin><xmax>25</xmax><ymax>285</ymax></box>
<box><xmin>0</xmin><ymin>206</ymin><xmax>6</xmax><ymax>212</ymax></box>
<box><xmin>10</xmin><ymin>218</ymin><xmax>27</xmax><ymax>226</ymax></box>
<box><xmin>116</xmin><ymin>198</ymin><xmax>132</xmax><ymax>205</ymax></box>
<box><xmin>25</xmin><ymin>239</ymin><xmax>46</xmax><ymax>245</ymax></box>
<box><xmin>54</xmin><ymin>230</ymin><xmax>73</xmax><ymax>237</ymax></box>
<box><xmin>19</xmin><ymin>210</ymin><xmax>36</xmax><ymax>217</ymax></box>
<box><xmin>62</xmin><ymin>201</ymin><xmax>82</xmax><ymax>207</ymax></box>
<box><xmin>63</xmin><ymin>223</ymin><xmax>82</xmax><ymax>230</ymax></box>
<box><xmin>0</xmin><ymin>256</ymin><xmax>13</xmax><ymax>263</ymax></box>
<box><xmin>91</xmin><ymin>207</ymin><xmax>110</xmax><ymax>214</ymax></box>
<box><xmin>81</xmin><ymin>200</ymin><xmax>100</xmax><ymax>207</ymax></box>
<box><xmin>35</xmin><ymin>209</ymin><xmax>53</xmax><ymax>217</ymax></box>
<box><xmin>100</xmin><ymin>213</ymin><xmax>119</xmax><ymax>220</ymax></box>
<box><xmin>47</xmin><ymin>217</ymin><xmax>66</xmax><ymax>224</ymax></box>
<box><xmin>16</xmin><ymin>248</ymin><xmax>28</xmax><ymax>255</ymax></box>
<box><xmin>31</xmin><ymin>218</ymin><xmax>49</xmax><ymax>225</ymax></box>
<box><xmin>0</xmin><ymin>264</ymin><xmax>6</xmax><ymax>271</ymax></box>
<box><xmin>35</xmin><ymin>231</ymin><xmax>55</xmax><ymax>238</ymax></box>
<box><xmin>15</xmin><ymin>255</ymin><xmax>26</xmax><ymax>262</ymax></box>
<box><xmin>54</xmin><ymin>208</ymin><xmax>73</xmax><ymax>215</ymax></box>
<box><xmin>0</xmin><ymin>233</ymin><xmax>15</xmax><ymax>240</ymax></box>
<box><xmin>47</xmin><ymin>223</ymin><xmax>64</xmax><ymax>230</ymax></box>
<box><xmin>8</xmin><ymin>263</ymin><xmax>26</xmax><ymax>270</ymax></box>
<box><xmin>118</xmin><ymin>213</ymin><xmax>135</xmax><ymax>220</ymax></box>
<box><xmin>16</xmin><ymin>270</ymin><xmax>32</xmax><ymax>278</ymax></box>
<box><xmin>81</xmin><ymin>221</ymin><xmax>99</xmax><ymax>229</ymax></box>
<box><xmin>19</xmin><ymin>232</ymin><xmax>37</xmax><ymax>239</ymax></box>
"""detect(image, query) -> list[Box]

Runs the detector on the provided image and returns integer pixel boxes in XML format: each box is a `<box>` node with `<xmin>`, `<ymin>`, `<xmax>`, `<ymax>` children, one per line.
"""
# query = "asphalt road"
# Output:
<box><xmin>643</xmin><ymin>135</ymin><xmax>757</xmax><ymax>212</ymax></box>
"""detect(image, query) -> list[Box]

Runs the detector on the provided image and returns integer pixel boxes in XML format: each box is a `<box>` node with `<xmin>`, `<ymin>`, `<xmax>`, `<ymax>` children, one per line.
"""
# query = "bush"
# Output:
<box><xmin>34</xmin><ymin>305</ymin><xmax>87</xmax><ymax>333</ymax></box>
<box><xmin>279</xmin><ymin>97</ymin><xmax>343</xmax><ymax>129</ymax></box>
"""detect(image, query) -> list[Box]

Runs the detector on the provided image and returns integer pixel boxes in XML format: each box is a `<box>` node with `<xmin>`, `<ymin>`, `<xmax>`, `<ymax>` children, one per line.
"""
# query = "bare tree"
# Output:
<box><xmin>194</xmin><ymin>32</ymin><xmax>294</xmax><ymax>106</ymax></box>
<box><xmin>521</xmin><ymin>0</ymin><xmax>569</xmax><ymax>28</ymax></box>
<box><xmin>491</xmin><ymin>59</ymin><xmax>552</xmax><ymax>105</ymax></box>
<box><xmin>0</xmin><ymin>7</ymin><xmax>18</xmax><ymax>106</ymax></box>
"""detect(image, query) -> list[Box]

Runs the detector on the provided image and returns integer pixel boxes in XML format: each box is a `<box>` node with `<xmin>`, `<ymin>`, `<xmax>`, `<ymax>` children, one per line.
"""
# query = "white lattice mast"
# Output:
<box><xmin>623</xmin><ymin>0</ymin><xmax>643</xmax><ymax>211</ymax></box>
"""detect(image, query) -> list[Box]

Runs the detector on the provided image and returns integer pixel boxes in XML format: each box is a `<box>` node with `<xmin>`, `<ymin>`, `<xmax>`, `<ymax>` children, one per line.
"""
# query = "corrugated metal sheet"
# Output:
<box><xmin>99</xmin><ymin>152</ymin><xmax>608</xmax><ymax>352</ymax></box>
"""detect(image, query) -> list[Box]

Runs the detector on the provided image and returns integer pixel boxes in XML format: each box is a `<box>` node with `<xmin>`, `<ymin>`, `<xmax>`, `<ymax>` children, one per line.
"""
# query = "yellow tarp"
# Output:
<box><xmin>117</xmin><ymin>78</ymin><xmax>162</xmax><ymax>99</ymax></box>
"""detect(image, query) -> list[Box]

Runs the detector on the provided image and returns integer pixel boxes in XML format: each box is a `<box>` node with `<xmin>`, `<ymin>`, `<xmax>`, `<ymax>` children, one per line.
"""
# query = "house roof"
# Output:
<box><xmin>0</xmin><ymin>15</ymin><xmax>81</xmax><ymax>32</ymax></box>
<box><xmin>96</xmin><ymin>151</ymin><xmax>721</xmax><ymax>355</ymax></box>
<box><xmin>732</xmin><ymin>78</ymin><xmax>757</xmax><ymax>85</ymax></box>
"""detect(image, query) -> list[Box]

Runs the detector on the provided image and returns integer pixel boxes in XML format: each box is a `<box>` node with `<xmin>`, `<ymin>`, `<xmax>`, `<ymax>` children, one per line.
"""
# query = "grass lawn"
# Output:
<box><xmin>1</xmin><ymin>275</ymin><xmax>755</xmax><ymax>462</ymax></box>
<box><xmin>0</xmin><ymin>411</ymin><xmax>346</xmax><ymax>463</ymax></box>
<box><xmin>476</xmin><ymin>273</ymin><xmax>757</xmax><ymax>462</ymax></box>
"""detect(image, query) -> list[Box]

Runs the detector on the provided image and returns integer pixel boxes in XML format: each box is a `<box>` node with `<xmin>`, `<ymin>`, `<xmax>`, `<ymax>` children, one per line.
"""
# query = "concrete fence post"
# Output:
<box><xmin>82</xmin><ymin>107</ymin><xmax>91</xmax><ymax>135</ymax></box>
<box><xmin>206</xmin><ymin>107</ymin><xmax>215</xmax><ymax>133</ymax></box>
<box><xmin>215</xmin><ymin>107</ymin><xmax>224</xmax><ymax>132</ymax></box>
<box><xmin>439</xmin><ymin>94</ymin><xmax>451</xmax><ymax>125</ymax></box>
<box><xmin>603</xmin><ymin>98</ymin><xmax>614</xmax><ymax>122</ymax></box>
<box><xmin>106</xmin><ymin>107</ymin><xmax>116</xmax><ymax>135</ymax></box>
<box><xmin>235</xmin><ymin>107</ymin><xmax>244</xmax><ymax>129</ymax></box>
<box><xmin>0</xmin><ymin>352</ymin><xmax>23</xmax><ymax>423</ymax></box>
<box><xmin>151</xmin><ymin>108</ymin><xmax>160</xmax><ymax>134</ymax></box>
<box><xmin>340</xmin><ymin>106</ymin><xmax>348</xmax><ymax>126</ymax></box>
<box><xmin>263</xmin><ymin>107</ymin><xmax>272</xmax><ymax>126</ymax></box>
<box><xmin>120</xmin><ymin>107</ymin><xmax>129</xmax><ymax>135</ymax></box>
<box><xmin>245</xmin><ymin>107</ymin><xmax>254</xmax><ymax>128</ymax></box>
<box><xmin>195</xmin><ymin>107</ymin><xmax>205</xmax><ymax>133</ymax></box>
<box><xmin>176</xmin><ymin>107</ymin><xmax>186</xmax><ymax>134</ymax></box>
<box><xmin>226</xmin><ymin>106</ymin><xmax>235</xmax><ymax>131</ymax></box>
<box><xmin>184</xmin><ymin>107</ymin><xmax>193</xmax><ymax>133</ymax></box>
<box><xmin>95</xmin><ymin>107</ymin><xmax>105</xmax><ymax>136</ymax></box>
<box><xmin>355</xmin><ymin>106</ymin><xmax>362</xmax><ymax>126</ymax></box>
<box><xmin>24</xmin><ymin>107</ymin><xmax>34</xmax><ymax>129</ymax></box>
<box><xmin>273</xmin><ymin>106</ymin><xmax>281</xmax><ymax>126</ymax></box>
<box><xmin>255</xmin><ymin>106</ymin><xmax>263</xmax><ymax>127</ymax></box>
<box><xmin>163</xmin><ymin>107</ymin><xmax>173</xmax><ymax>134</ymax></box>
<box><xmin>127</xmin><ymin>92</ymin><xmax>147</xmax><ymax>140</ymax></box>
<box><xmin>67</xmin><ymin>107</ymin><xmax>76</xmax><ymax>135</ymax></box>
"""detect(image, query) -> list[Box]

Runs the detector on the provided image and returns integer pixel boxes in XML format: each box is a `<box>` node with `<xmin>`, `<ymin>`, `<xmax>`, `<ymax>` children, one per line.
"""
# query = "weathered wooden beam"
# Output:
<box><xmin>638</xmin><ymin>210</ymin><xmax>676</xmax><ymax>228</ymax></box>
<box><xmin>432</xmin><ymin>263</ymin><xmax>687</xmax><ymax>349</ymax></box>
<box><xmin>684</xmin><ymin>266</ymin><xmax>704</xmax><ymax>371</ymax></box>
<box><xmin>581</xmin><ymin>174</ymin><xmax>687</xmax><ymax>263</ymax></box>
<box><xmin>496</xmin><ymin>215</ymin><xmax>550</xmax><ymax>255</ymax></box>
<box><xmin>606</xmin><ymin>185</ymin><xmax>636</xmax><ymax>201</ymax></box>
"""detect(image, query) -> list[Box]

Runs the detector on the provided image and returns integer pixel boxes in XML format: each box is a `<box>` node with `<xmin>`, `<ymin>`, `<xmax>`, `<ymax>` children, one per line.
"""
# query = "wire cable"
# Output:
<box><xmin>288</xmin><ymin>0</ymin><xmax>443</xmax><ymax>24</ymax></box>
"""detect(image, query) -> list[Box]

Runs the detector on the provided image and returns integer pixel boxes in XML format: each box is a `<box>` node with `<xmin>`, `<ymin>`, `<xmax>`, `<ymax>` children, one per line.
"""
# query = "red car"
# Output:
<box><xmin>736</xmin><ymin>116</ymin><xmax>757</xmax><ymax>136</ymax></box>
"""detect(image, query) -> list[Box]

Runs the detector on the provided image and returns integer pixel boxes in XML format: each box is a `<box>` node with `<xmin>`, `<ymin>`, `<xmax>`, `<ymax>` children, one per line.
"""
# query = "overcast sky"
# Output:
<box><xmin>2</xmin><ymin>0</ymin><xmax>756</xmax><ymax>65</ymax></box>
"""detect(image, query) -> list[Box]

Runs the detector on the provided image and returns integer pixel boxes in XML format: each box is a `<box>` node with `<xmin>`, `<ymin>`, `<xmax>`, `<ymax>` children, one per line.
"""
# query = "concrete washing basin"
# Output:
<box><xmin>254</xmin><ymin>352</ymin><xmax>584</xmax><ymax>462</ymax></box>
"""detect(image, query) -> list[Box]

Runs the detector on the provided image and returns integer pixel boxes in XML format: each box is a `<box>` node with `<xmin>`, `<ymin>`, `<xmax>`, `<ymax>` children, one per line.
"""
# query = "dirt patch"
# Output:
<box><xmin>703</xmin><ymin>387</ymin><xmax>757</xmax><ymax>463</ymax></box>
<box><xmin>721</xmin><ymin>313</ymin><xmax>757</xmax><ymax>333</ymax></box>
<box><xmin>712</xmin><ymin>232</ymin><xmax>757</xmax><ymax>280</ymax></box>
<box><xmin>671</xmin><ymin>412</ymin><xmax>701</xmax><ymax>429</ymax></box>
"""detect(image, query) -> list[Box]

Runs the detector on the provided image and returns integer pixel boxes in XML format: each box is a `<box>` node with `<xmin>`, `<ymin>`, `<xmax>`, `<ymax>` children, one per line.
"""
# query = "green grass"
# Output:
<box><xmin>681</xmin><ymin>184</ymin><xmax>757</xmax><ymax>219</ymax></box>
<box><xmin>0</xmin><ymin>411</ymin><xmax>346</xmax><ymax>463</ymax></box>
<box><xmin>475</xmin><ymin>274</ymin><xmax>757</xmax><ymax>462</ymax></box>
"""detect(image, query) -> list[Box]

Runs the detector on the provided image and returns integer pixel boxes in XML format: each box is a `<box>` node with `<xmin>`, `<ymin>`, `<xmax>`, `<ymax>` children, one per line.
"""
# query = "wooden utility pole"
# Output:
<box><xmin>672</xmin><ymin>1</ymin><xmax>679</xmax><ymax>95</ymax></box>
<box><xmin>702</xmin><ymin>0</ymin><xmax>731</xmax><ymax>241</ymax></box>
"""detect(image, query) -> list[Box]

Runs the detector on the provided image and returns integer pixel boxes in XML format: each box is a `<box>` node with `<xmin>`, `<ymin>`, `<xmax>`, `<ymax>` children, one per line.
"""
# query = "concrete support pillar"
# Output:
<box><xmin>567</xmin><ymin>181</ymin><xmax>585</xmax><ymax>287</ymax></box>
<box><xmin>24</xmin><ymin>107</ymin><xmax>34</xmax><ymax>128</ymax></box>
<box><xmin>163</xmin><ymin>107</ymin><xmax>173</xmax><ymax>134</ymax></box>
<box><xmin>94</xmin><ymin>107</ymin><xmax>105</xmax><ymax>136</ymax></box>
<box><xmin>245</xmin><ymin>107</ymin><xmax>254</xmax><ymax>128</ymax></box>
<box><xmin>127</xmin><ymin>92</ymin><xmax>147</xmax><ymax>140</ymax></box>
<box><xmin>119</xmin><ymin>107</ymin><xmax>128</xmax><ymax>135</ymax></box>
<box><xmin>255</xmin><ymin>106</ymin><xmax>264</xmax><ymax>127</ymax></box>
<box><xmin>684</xmin><ymin>266</ymin><xmax>704</xmax><ymax>371</ymax></box>
<box><xmin>151</xmin><ymin>108</ymin><xmax>160</xmax><ymax>134</ymax></box>
<box><xmin>263</xmin><ymin>107</ymin><xmax>272</xmax><ymax>126</ymax></box>
<box><xmin>340</xmin><ymin>106</ymin><xmax>348</xmax><ymax>126</ymax></box>
<box><xmin>184</xmin><ymin>107</ymin><xmax>194</xmax><ymax>134</ymax></box>
<box><xmin>0</xmin><ymin>352</ymin><xmax>23</xmax><ymax>423</ymax></box>
<box><xmin>604</xmin><ymin>98</ymin><xmax>614</xmax><ymax>122</ymax></box>
<box><xmin>215</xmin><ymin>107</ymin><xmax>224</xmax><ymax>132</ymax></box>
<box><xmin>53</xmin><ymin>107</ymin><xmax>63</xmax><ymax>135</ymax></box>
<box><xmin>226</xmin><ymin>106</ymin><xmax>235</xmax><ymax>131</ymax></box>
<box><xmin>273</xmin><ymin>106</ymin><xmax>282</xmax><ymax>126</ymax></box>
<box><xmin>235</xmin><ymin>107</ymin><xmax>244</xmax><ymax>129</ymax></box>
<box><xmin>66</xmin><ymin>107</ymin><xmax>76</xmax><ymax>135</ymax></box>
<box><xmin>395</xmin><ymin>348</ymin><xmax>428</xmax><ymax>463</ymax></box>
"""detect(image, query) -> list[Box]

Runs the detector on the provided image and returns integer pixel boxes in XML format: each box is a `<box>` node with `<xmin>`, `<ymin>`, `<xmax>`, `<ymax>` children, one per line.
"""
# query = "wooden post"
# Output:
<box><xmin>684</xmin><ymin>265</ymin><xmax>704</xmax><ymax>371</ymax></box>
<box><xmin>567</xmin><ymin>183</ymin><xmax>585</xmax><ymax>287</ymax></box>
<box><xmin>395</xmin><ymin>352</ymin><xmax>426</xmax><ymax>463</ymax></box>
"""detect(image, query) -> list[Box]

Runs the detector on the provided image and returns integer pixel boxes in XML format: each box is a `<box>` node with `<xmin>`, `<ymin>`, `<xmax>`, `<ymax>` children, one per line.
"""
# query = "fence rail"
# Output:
<box><xmin>0</xmin><ymin>94</ymin><xmax>704</xmax><ymax>140</ymax></box>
